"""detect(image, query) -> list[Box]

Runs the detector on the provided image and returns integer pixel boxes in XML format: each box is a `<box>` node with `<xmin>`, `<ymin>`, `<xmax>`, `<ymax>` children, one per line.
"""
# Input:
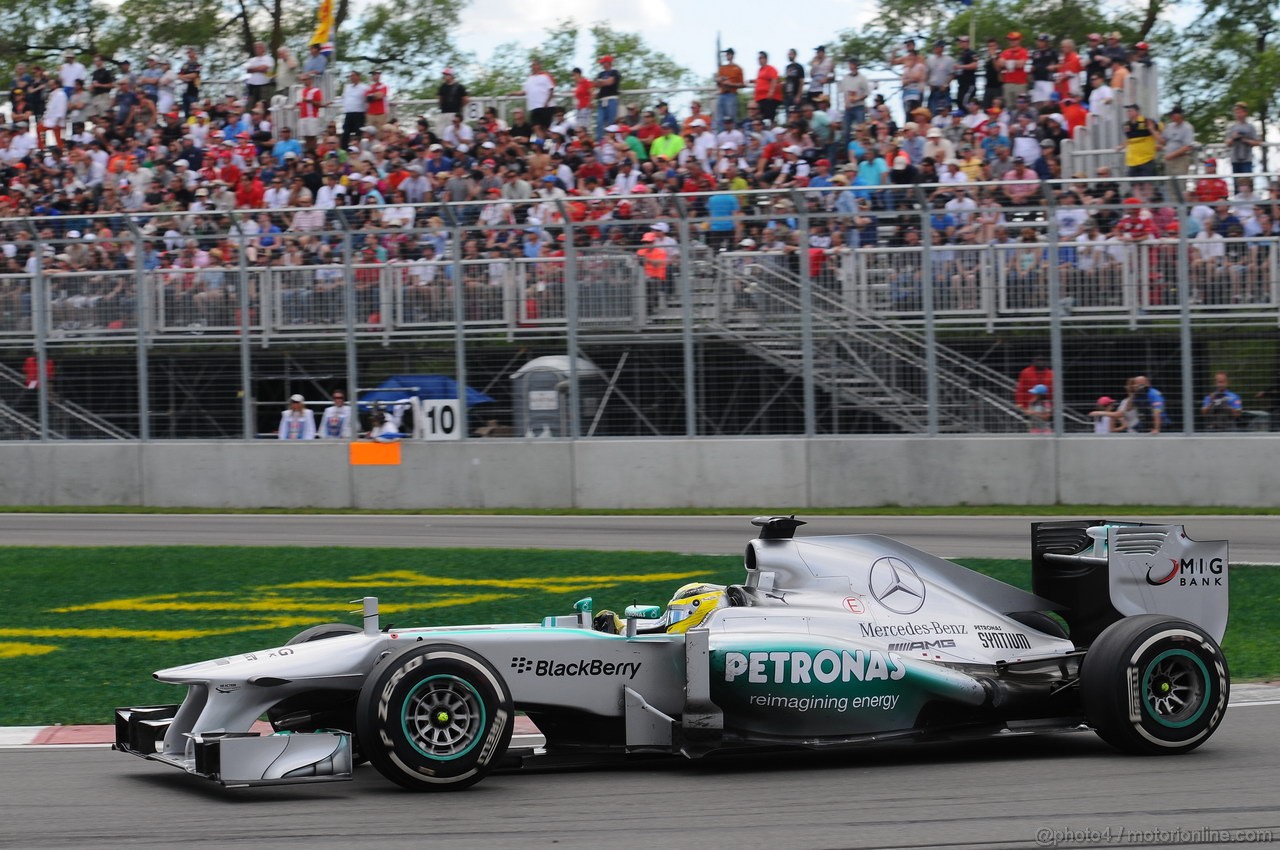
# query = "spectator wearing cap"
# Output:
<box><xmin>594</xmin><ymin>55</ymin><xmax>621</xmax><ymax>142</ymax></box>
<box><xmin>1225</xmin><ymin>102</ymin><xmax>1261</xmax><ymax>174</ymax></box>
<box><xmin>807</xmin><ymin>45</ymin><xmax>834</xmax><ymax>104</ymax></box>
<box><xmin>925</xmin><ymin>40</ymin><xmax>956</xmax><ymax>116</ymax></box>
<box><xmin>838</xmin><ymin>57</ymin><xmax>871</xmax><ymax>147</ymax></box>
<box><xmin>751</xmin><ymin>51</ymin><xmax>782</xmax><ymax>123</ymax></box>
<box><xmin>899</xmin><ymin>121</ymin><xmax>925</xmax><ymax>164</ymax></box>
<box><xmin>58</xmin><ymin>52</ymin><xmax>87</xmax><ymax>96</ymax></box>
<box><xmin>1000</xmin><ymin>32</ymin><xmax>1030</xmax><ymax>105</ymax></box>
<box><xmin>1060</xmin><ymin>95</ymin><xmax>1088</xmax><ymax>134</ymax></box>
<box><xmin>1028</xmin><ymin>34</ymin><xmax>1057</xmax><ymax>105</ymax></box>
<box><xmin>366</xmin><ymin>69</ymin><xmax>390</xmax><ymax>129</ymax></box>
<box><xmin>296</xmin><ymin>72</ymin><xmax>324</xmax><ymax>149</ymax></box>
<box><xmin>279</xmin><ymin>394</ymin><xmax>317</xmax><ymax>440</ymax></box>
<box><xmin>435</xmin><ymin>67</ymin><xmax>469</xmax><ymax>137</ymax></box>
<box><xmin>923</xmin><ymin>126</ymin><xmax>954</xmax><ymax>164</ymax></box>
<box><xmin>338</xmin><ymin>70</ymin><xmax>369</xmax><ymax>150</ymax></box>
<box><xmin>1001</xmin><ymin>155</ymin><xmax>1040</xmax><ymax>206</ymax></box>
<box><xmin>715</xmin><ymin>48</ymin><xmax>745</xmax><ymax>126</ymax></box>
<box><xmin>953</xmin><ymin>36</ymin><xmax>978</xmax><ymax>106</ymax></box>
<box><xmin>1118</xmin><ymin>103</ymin><xmax>1161</xmax><ymax>178</ymax></box>
<box><xmin>1162</xmin><ymin>106</ymin><xmax>1196</xmax><ymax>177</ymax></box>
<box><xmin>649</xmin><ymin>121</ymin><xmax>685</xmax><ymax>162</ymax></box>
<box><xmin>88</xmin><ymin>54</ymin><xmax>115</xmax><ymax>120</ymax></box>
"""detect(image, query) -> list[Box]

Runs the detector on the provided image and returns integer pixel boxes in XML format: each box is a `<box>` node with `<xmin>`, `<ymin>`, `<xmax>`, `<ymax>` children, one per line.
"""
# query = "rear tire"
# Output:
<box><xmin>357</xmin><ymin>643</ymin><xmax>514</xmax><ymax>791</ymax></box>
<box><xmin>1081</xmin><ymin>615</ymin><xmax>1229</xmax><ymax>755</ymax></box>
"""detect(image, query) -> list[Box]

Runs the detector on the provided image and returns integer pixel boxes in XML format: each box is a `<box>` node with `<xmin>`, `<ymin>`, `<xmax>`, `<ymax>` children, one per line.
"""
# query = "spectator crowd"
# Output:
<box><xmin>3</xmin><ymin>27</ymin><xmax>1280</xmax><ymax>333</ymax></box>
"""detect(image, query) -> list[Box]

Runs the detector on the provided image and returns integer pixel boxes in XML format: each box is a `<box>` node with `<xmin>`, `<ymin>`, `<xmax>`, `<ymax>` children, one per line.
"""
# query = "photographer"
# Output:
<box><xmin>1225</xmin><ymin>102</ymin><xmax>1260</xmax><ymax>174</ymax></box>
<box><xmin>1200</xmin><ymin>371</ymin><xmax>1243</xmax><ymax>431</ymax></box>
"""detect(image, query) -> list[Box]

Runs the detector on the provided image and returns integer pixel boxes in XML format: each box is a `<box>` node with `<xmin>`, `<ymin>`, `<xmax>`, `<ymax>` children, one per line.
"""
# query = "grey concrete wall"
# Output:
<box><xmin>0</xmin><ymin>436</ymin><xmax>1274</xmax><ymax>509</ymax></box>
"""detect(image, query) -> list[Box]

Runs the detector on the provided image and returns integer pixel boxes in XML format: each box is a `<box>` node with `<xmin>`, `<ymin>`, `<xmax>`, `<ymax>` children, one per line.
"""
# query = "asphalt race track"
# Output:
<box><xmin>2</xmin><ymin>514</ymin><xmax>1278</xmax><ymax>849</ymax></box>
<box><xmin>2</xmin><ymin>707</ymin><xmax>1279</xmax><ymax>850</ymax></box>
<box><xmin>0</xmin><ymin>512</ymin><xmax>1277</xmax><ymax>561</ymax></box>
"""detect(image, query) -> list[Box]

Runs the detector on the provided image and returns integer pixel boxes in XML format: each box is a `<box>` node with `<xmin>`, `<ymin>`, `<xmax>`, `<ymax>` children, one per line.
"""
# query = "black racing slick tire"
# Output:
<box><xmin>285</xmin><ymin>622</ymin><xmax>361</xmax><ymax>645</ymax></box>
<box><xmin>356</xmin><ymin>643</ymin><xmax>514</xmax><ymax>791</ymax></box>
<box><xmin>1081</xmin><ymin>615</ymin><xmax>1229</xmax><ymax>755</ymax></box>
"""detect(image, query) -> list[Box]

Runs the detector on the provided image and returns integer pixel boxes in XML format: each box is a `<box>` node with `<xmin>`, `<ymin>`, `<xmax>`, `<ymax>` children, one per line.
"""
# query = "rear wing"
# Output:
<box><xmin>1031</xmin><ymin>521</ymin><xmax>1229</xmax><ymax>646</ymax></box>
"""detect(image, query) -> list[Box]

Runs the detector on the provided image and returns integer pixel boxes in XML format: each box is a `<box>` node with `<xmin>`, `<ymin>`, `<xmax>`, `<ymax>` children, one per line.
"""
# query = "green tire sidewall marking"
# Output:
<box><xmin>1141</xmin><ymin>648</ymin><xmax>1210</xmax><ymax>729</ymax></box>
<box><xmin>400</xmin><ymin>673</ymin><xmax>487</xmax><ymax>762</ymax></box>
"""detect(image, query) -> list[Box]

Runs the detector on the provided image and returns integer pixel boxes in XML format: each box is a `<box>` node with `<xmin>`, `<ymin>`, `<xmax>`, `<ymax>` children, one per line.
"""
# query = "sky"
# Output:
<box><xmin>453</xmin><ymin>0</ymin><xmax>879</xmax><ymax>81</ymax></box>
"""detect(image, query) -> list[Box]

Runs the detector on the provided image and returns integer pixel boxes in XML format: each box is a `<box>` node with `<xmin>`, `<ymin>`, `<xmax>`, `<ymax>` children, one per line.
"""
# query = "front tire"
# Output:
<box><xmin>1081</xmin><ymin>615</ymin><xmax>1229</xmax><ymax>755</ymax></box>
<box><xmin>356</xmin><ymin>643</ymin><xmax>514</xmax><ymax>791</ymax></box>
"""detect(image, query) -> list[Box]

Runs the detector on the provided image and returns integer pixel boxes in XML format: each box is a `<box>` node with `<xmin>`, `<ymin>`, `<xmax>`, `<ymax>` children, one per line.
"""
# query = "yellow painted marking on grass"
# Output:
<box><xmin>270</xmin><ymin>570</ymin><xmax>711</xmax><ymax>592</ymax></box>
<box><xmin>12</xmin><ymin>565</ymin><xmax>712</xmax><ymax>660</ymax></box>
<box><xmin>0</xmin><ymin>642</ymin><xmax>58</xmax><ymax>659</ymax></box>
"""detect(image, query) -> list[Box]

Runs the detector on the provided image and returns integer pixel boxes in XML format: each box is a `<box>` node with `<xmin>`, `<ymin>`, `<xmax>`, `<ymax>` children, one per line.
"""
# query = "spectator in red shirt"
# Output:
<box><xmin>1194</xmin><ymin>159</ymin><xmax>1229</xmax><ymax>203</ymax></box>
<box><xmin>634</xmin><ymin>108</ymin><xmax>663</xmax><ymax>148</ymax></box>
<box><xmin>235</xmin><ymin>172</ymin><xmax>265</xmax><ymax>208</ymax></box>
<box><xmin>1061</xmin><ymin>97</ymin><xmax>1088</xmax><ymax>134</ymax></box>
<box><xmin>1000</xmin><ymin>32</ymin><xmax>1030</xmax><ymax>105</ymax></box>
<box><xmin>571</xmin><ymin>67</ymin><xmax>592</xmax><ymax>131</ymax></box>
<box><xmin>366</xmin><ymin>69</ymin><xmax>390</xmax><ymax>129</ymax></box>
<box><xmin>1015</xmin><ymin>356</ymin><xmax>1053</xmax><ymax>408</ymax></box>
<box><xmin>752</xmin><ymin>51</ymin><xmax>782</xmax><ymax>123</ymax></box>
<box><xmin>1114</xmin><ymin>198</ymin><xmax>1159</xmax><ymax>241</ymax></box>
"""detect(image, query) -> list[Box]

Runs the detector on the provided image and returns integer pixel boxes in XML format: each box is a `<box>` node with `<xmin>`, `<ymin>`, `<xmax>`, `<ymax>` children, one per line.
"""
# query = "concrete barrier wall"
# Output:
<box><xmin>0</xmin><ymin>436</ymin><xmax>1274</xmax><ymax>509</ymax></box>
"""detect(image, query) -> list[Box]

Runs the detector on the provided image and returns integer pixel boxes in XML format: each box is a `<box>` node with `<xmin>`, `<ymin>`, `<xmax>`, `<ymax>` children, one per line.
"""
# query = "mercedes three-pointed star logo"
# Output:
<box><xmin>868</xmin><ymin>556</ymin><xmax>926</xmax><ymax>614</ymax></box>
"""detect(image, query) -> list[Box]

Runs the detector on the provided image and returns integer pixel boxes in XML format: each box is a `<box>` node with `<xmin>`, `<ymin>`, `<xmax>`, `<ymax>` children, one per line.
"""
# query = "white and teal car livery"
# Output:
<box><xmin>115</xmin><ymin>517</ymin><xmax>1232</xmax><ymax>792</ymax></box>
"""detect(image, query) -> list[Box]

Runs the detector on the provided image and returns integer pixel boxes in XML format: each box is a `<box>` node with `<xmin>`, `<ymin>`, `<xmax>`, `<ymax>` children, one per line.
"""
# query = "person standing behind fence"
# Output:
<box><xmin>339</xmin><ymin>70</ymin><xmax>369</xmax><ymax>150</ymax></box>
<box><xmin>366</xmin><ymin>69</ymin><xmax>390</xmax><ymax>130</ymax></box>
<box><xmin>1089</xmin><ymin>395</ymin><xmax>1123</xmax><ymax>433</ymax></box>
<box><xmin>1015</xmin><ymin>355</ymin><xmax>1053</xmax><ymax>410</ymax></box>
<box><xmin>436</xmin><ymin>68</ymin><xmax>468</xmax><ymax>137</ymax></box>
<box><xmin>1200</xmin><ymin>371</ymin><xmax>1243</xmax><ymax>431</ymax></box>
<box><xmin>318</xmin><ymin>389</ymin><xmax>353</xmax><ymax>439</ymax></box>
<box><xmin>1161</xmin><ymin>106</ymin><xmax>1196</xmax><ymax>177</ymax></box>
<box><xmin>715</xmin><ymin>49</ymin><xmax>744</xmax><ymax>127</ymax></box>
<box><xmin>245</xmin><ymin>42</ymin><xmax>273</xmax><ymax>110</ymax></box>
<box><xmin>594</xmin><ymin>55</ymin><xmax>621</xmax><ymax>142</ymax></box>
<box><xmin>751</xmin><ymin>52</ymin><xmax>782</xmax><ymax>124</ymax></box>
<box><xmin>1225</xmin><ymin>102</ymin><xmax>1261</xmax><ymax>174</ymax></box>
<box><xmin>279</xmin><ymin>394</ymin><xmax>316</xmax><ymax>440</ymax></box>
<box><xmin>515</xmin><ymin>60</ymin><xmax>556</xmax><ymax>132</ymax></box>
<box><xmin>1023</xmin><ymin>384</ymin><xmax>1052</xmax><ymax>434</ymax></box>
<box><xmin>1128</xmin><ymin>375</ymin><xmax>1166</xmax><ymax>434</ymax></box>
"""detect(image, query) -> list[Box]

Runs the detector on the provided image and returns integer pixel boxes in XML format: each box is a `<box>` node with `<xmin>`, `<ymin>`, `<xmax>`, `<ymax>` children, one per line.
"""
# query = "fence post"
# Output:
<box><xmin>123</xmin><ymin>218</ymin><xmax>150</xmax><ymax>440</ymax></box>
<box><xmin>333</xmin><ymin>212</ymin><xmax>360</xmax><ymax>436</ymax></box>
<box><xmin>675</xmin><ymin>197</ymin><xmax>697</xmax><ymax>437</ymax></box>
<box><xmin>443</xmin><ymin>204</ymin><xmax>468</xmax><ymax>439</ymax></box>
<box><xmin>225</xmin><ymin>212</ymin><xmax>255</xmax><ymax>439</ymax></box>
<box><xmin>1173</xmin><ymin>178</ymin><xmax>1194</xmax><ymax>434</ymax></box>
<box><xmin>31</xmin><ymin>224</ymin><xmax>49</xmax><ymax>441</ymax></box>
<box><xmin>792</xmin><ymin>189</ymin><xmax>816</xmax><ymax>438</ymax></box>
<box><xmin>915</xmin><ymin>186</ymin><xmax>939</xmax><ymax>436</ymax></box>
<box><xmin>555</xmin><ymin>200</ymin><xmax>581</xmax><ymax>439</ymax></box>
<box><xmin>1045</xmin><ymin>188</ymin><xmax>1065</xmax><ymax>436</ymax></box>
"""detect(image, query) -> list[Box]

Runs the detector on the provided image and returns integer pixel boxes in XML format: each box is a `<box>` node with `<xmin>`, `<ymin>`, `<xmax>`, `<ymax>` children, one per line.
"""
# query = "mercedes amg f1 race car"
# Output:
<box><xmin>115</xmin><ymin>518</ymin><xmax>1231</xmax><ymax>791</ymax></box>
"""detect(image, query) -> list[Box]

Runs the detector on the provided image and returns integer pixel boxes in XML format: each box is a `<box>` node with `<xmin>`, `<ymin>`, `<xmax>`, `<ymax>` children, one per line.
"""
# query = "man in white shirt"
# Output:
<box><xmin>944</xmin><ymin>186</ymin><xmax>977</xmax><ymax>225</ymax></box>
<box><xmin>517</xmin><ymin>60</ymin><xmax>556</xmax><ymax>131</ymax></box>
<box><xmin>278</xmin><ymin>394</ymin><xmax>317</xmax><ymax>439</ymax></box>
<box><xmin>317</xmin><ymin>390</ymin><xmax>353</xmax><ymax>439</ymax></box>
<box><xmin>245</xmin><ymin>42</ymin><xmax>273</xmax><ymax>107</ymax></box>
<box><xmin>263</xmin><ymin>174</ymin><xmax>291</xmax><ymax>209</ymax></box>
<box><xmin>1055</xmin><ymin>191</ymin><xmax>1088</xmax><ymax>239</ymax></box>
<box><xmin>58</xmin><ymin>52</ymin><xmax>87</xmax><ymax>93</ymax></box>
<box><xmin>339</xmin><ymin>70</ymin><xmax>370</xmax><ymax>150</ymax></box>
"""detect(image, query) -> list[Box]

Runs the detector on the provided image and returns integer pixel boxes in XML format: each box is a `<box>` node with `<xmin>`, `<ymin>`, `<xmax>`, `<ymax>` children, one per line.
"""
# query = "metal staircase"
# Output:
<box><xmin>707</xmin><ymin>257</ymin><xmax>1091</xmax><ymax>434</ymax></box>
<box><xmin>0</xmin><ymin>363</ymin><xmax>133</xmax><ymax>440</ymax></box>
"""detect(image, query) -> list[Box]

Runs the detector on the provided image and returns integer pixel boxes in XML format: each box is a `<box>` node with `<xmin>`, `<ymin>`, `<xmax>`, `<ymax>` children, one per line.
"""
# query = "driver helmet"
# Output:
<box><xmin>664</xmin><ymin>582</ymin><xmax>726</xmax><ymax>633</ymax></box>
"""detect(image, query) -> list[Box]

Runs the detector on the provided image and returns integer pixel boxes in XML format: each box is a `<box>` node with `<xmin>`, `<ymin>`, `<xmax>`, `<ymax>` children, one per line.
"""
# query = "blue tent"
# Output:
<box><xmin>359</xmin><ymin>375</ymin><xmax>493</xmax><ymax>409</ymax></box>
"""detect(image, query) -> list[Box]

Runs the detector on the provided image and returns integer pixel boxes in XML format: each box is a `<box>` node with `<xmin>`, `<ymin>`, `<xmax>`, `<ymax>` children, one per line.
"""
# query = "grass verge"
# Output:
<box><xmin>0</xmin><ymin>546</ymin><xmax>1273</xmax><ymax>726</ymax></box>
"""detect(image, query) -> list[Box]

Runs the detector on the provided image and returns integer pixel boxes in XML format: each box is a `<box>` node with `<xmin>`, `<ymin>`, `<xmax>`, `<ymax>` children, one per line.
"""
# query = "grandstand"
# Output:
<box><xmin>3</xmin><ymin>36</ymin><xmax>1279</xmax><ymax>441</ymax></box>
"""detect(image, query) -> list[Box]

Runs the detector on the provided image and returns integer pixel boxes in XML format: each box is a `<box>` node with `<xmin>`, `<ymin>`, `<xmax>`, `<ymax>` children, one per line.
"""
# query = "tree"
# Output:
<box><xmin>459</xmin><ymin>19</ymin><xmax>693</xmax><ymax>101</ymax></box>
<box><xmin>1165</xmin><ymin>0</ymin><xmax>1280</xmax><ymax>166</ymax></box>
<box><xmin>2</xmin><ymin>0</ymin><xmax>468</xmax><ymax>88</ymax></box>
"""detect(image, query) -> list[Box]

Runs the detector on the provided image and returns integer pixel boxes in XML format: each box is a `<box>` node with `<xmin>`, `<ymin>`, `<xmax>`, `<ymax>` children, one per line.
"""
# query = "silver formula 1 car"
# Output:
<box><xmin>115</xmin><ymin>518</ymin><xmax>1231</xmax><ymax>791</ymax></box>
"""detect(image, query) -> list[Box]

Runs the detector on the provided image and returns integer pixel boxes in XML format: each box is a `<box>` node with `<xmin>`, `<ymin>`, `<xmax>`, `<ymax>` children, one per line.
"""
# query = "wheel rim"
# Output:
<box><xmin>401</xmin><ymin>674</ymin><xmax>487</xmax><ymax>760</ymax></box>
<box><xmin>1141</xmin><ymin>649</ymin><xmax>1210</xmax><ymax>729</ymax></box>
